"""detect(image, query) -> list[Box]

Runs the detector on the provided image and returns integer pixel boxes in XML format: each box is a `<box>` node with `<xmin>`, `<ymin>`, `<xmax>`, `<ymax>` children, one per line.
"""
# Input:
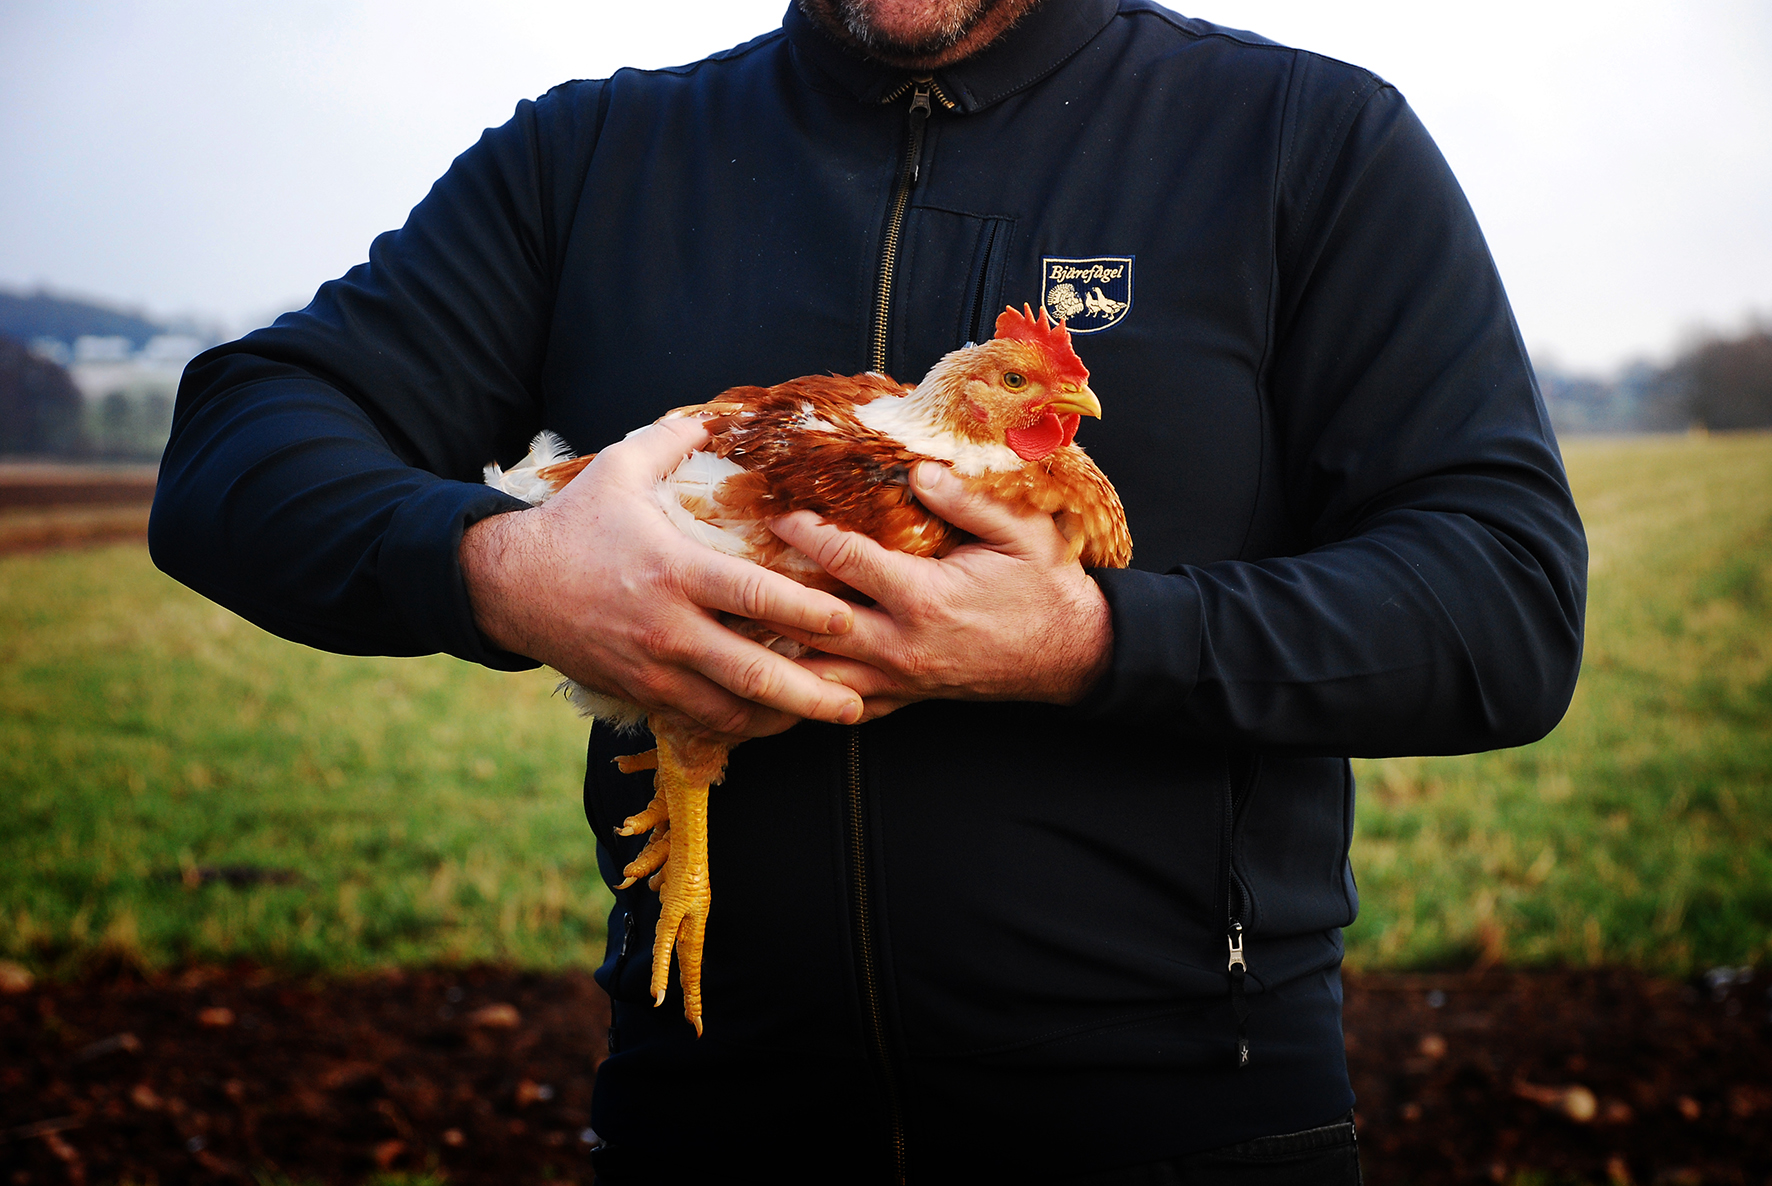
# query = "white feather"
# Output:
<box><xmin>559</xmin><ymin>681</ymin><xmax>648</xmax><ymax>730</ymax></box>
<box><xmin>484</xmin><ymin>430</ymin><xmax>577</xmax><ymax>506</ymax></box>
<box><xmin>854</xmin><ymin>384</ymin><xmax>1022</xmax><ymax>476</ymax></box>
<box><xmin>649</xmin><ymin>451</ymin><xmax>765</xmax><ymax>558</ymax></box>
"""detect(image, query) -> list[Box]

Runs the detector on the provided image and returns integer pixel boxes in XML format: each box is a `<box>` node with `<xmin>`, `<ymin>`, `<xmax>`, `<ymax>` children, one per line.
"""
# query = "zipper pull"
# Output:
<box><xmin>1227</xmin><ymin>917</ymin><xmax>1250</xmax><ymax>1068</ymax></box>
<box><xmin>907</xmin><ymin>80</ymin><xmax>933</xmax><ymax>184</ymax></box>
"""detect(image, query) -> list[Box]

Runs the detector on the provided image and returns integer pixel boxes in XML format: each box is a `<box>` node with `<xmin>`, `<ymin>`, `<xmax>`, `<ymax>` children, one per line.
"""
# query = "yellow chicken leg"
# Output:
<box><xmin>613</xmin><ymin>725</ymin><xmax>729</xmax><ymax>1036</ymax></box>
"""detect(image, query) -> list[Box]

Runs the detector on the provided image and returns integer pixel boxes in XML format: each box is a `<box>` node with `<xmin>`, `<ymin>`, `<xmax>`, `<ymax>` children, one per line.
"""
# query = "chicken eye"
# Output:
<box><xmin>1002</xmin><ymin>372</ymin><xmax>1027</xmax><ymax>390</ymax></box>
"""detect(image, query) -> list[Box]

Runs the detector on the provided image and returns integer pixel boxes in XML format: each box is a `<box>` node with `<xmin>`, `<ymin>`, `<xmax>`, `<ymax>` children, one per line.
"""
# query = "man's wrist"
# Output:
<box><xmin>459</xmin><ymin>507</ymin><xmax>536</xmax><ymax>656</ymax></box>
<box><xmin>1049</xmin><ymin>576</ymin><xmax>1114</xmax><ymax>705</ymax></box>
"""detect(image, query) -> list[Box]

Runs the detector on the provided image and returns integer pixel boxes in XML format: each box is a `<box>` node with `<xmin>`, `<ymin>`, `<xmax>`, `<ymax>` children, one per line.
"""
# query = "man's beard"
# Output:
<box><xmin>819</xmin><ymin>0</ymin><xmax>1005</xmax><ymax>60</ymax></box>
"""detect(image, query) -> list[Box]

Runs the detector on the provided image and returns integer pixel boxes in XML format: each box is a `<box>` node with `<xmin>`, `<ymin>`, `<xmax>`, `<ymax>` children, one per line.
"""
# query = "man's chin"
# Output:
<box><xmin>802</xmin><ymin>0</ymin><xmax>1007</xmax><ymax>63</ymax></box>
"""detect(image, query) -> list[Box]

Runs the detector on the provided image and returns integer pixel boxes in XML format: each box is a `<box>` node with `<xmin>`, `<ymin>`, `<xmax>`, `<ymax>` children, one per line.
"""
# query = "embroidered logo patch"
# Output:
<box><xmin>1041</xmin><ymin>256</ymin><xmax>1133</xmax><ymax>334</ymax></box>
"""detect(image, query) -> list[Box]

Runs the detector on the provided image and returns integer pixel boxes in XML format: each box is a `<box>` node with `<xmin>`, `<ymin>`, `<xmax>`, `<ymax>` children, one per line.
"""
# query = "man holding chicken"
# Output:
<box><xmin>153</xmin><ymin>0</ymin><xmax>1586</xmax><ymax>1181</ymax></box>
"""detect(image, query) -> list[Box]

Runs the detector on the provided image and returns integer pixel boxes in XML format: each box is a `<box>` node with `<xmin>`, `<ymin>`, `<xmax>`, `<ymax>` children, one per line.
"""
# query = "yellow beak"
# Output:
<box><xmin>1046</xmin><ymin>384</ymin><xmax>1102</xmax><ymax>419</ymax></box>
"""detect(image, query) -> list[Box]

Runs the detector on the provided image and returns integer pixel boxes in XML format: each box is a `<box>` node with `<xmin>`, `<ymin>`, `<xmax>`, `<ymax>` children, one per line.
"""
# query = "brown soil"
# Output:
<box><xmin>0</xmin><ymin>464</ymin><xmax>157</xmax><ymax>555</ymax></box>
<box><xmin>0</xmin><ymin>464</ymin><xmax>159</xmax><ymax>510</ymax></box>
<box><xmin>0</xmin><ymin>505</ymin><xmax>152</xmax><ymax>555</ymax></box>
<box><xmin>1341</xmin><ymin>967</ymin><xmax>1771</xmax><ymax>1185</ymax></box>
<box><xmin>1</xmin><ymin>965</ymin><xmax>1767</xmax><ymax>1185</ymax></box>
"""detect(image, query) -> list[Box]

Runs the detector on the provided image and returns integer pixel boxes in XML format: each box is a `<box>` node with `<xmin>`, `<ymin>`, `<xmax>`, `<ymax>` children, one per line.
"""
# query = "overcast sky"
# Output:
<box><xmin>3</xmin><ymin>0</ymin><xmax>1768</xmax><ymax>374</ymax></box>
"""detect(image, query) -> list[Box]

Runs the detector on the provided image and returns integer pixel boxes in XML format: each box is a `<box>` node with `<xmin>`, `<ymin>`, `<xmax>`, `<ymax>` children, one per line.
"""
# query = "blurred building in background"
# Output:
<box><xmin>0</xmin><ymin>289</ymin><xmax>218</xmax><ymax>460</ymax></box>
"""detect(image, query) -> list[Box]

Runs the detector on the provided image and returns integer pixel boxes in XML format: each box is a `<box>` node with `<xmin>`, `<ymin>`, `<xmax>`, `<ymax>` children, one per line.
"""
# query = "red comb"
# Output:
<box><xmin>993</xmin><ymin>304</ymin><xmax>1090</xmax><ymax>387</ymax></box>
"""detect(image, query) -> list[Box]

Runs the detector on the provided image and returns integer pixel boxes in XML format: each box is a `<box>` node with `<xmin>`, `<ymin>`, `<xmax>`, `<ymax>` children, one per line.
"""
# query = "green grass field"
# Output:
<box><xmin>2</xmin><ymin>433</ymin><xmax>1769</xmax><ymax>978</ymax></box>
<box><xmin>1346</xmin><ymin>433</ymin><xmax>1772</xmax><ymax>973</ymax></box>
<box><xmin>0</xmin><ymin>548</ymin><xmax>604</xmax><ymax>975</ymax></box>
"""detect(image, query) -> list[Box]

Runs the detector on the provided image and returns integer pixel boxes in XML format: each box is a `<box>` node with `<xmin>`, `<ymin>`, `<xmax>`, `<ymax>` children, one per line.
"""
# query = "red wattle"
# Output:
<box><xmin>1006</xmin><ymin>413</ymin><xmax>1070</xmax><ymax>461</ymax></box>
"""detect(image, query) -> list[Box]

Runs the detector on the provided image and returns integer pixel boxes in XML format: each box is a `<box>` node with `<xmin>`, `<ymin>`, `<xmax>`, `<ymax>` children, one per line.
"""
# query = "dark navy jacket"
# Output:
<box><xmin>151</xmin><ymin>1</ymin><xmax>1586</xmax><ymax>1179</ymax></box>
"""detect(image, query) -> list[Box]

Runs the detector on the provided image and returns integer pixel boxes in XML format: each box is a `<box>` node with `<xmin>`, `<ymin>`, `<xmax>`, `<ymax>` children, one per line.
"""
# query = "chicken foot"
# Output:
<box><xmin>613</xmin><ymin>727</ymin><xmax>729</xmax><ymax>1036</ymax></box>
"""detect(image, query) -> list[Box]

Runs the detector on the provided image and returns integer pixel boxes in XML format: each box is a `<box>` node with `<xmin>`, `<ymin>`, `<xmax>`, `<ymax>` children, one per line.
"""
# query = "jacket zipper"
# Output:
<box><xmin>1222</xmin><ymin>759</ymin><xmax>1253</xmax><ymax>1068</ymax></box>
<box><xmin>607</xmin><ymin>908</ymin><xmax>634</xmax><ymax>1053</ymax></box>
<box><xmin>846</xmin><ymin>729</ymin><xmax>906</xmax><ymax>1183</ymax></box>
<box><xmin>871</xmin><ymin>78</ymin><xmax>934</xmax><ymax>373</ymax></box>
<box><xmin>849</xmin><ymin>78</ymin><xmax>938</xmax><ymax>1184</ymax></box>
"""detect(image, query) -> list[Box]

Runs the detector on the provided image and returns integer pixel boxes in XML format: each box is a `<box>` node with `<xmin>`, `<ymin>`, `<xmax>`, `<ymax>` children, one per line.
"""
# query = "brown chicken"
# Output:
<box><xmin>484</xmin><ymin>306</ymin><xmax>1130</xmax><ymax>1034</ymax></box>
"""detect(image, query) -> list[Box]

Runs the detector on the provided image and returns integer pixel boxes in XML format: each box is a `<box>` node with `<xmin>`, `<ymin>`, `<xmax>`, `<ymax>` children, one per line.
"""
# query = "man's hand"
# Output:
<box><xmin>768</xmin><ymin>461</ymin><xmax>1113</xmax><ymax>721</ymax></box>
<box><xmin>459</xmin><ymin>418</ymin><xmax>863</xmax><ymax>739</ymax></box>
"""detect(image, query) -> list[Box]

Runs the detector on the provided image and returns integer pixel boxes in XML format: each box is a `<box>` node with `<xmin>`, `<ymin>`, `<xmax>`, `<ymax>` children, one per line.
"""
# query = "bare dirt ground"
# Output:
<box><xmin>0</xmin><ymin>463</ymin><xmax>157</xmax><ymax>554</ymax></box>
<box><xmin>1341</xmin><ymin>967</ymin><xmax>1770</xmax><ymax>1185</ymax></box>
<box><xmin>1</xmin><ymin>965</ymin><xmax>1767</xmax><ymax>1185</ymax></box>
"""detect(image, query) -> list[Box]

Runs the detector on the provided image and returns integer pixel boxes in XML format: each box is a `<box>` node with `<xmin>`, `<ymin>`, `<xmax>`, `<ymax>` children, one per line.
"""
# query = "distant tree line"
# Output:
<box><xmin>1684</xmin><ymin>329</ymin><xmax>1772</xmax><ymax>431</ymax></box>
<box><xmin>0</xmin><ymin>334</ymin><xmax>85</xmax><ymax>455</ymax></box>
<box><xmin>1539</xmin><ymin>322</ymin><xmax>1772</xmax><ymax>436</ymax></box>
<box><xmin>0</xmin><ymin>333</ymin><xmax>174</xmax><ymax>460</ymax></box>
<box><xmin>86</xmin><ymin>385</ymin><xmax>176</xmax><ymax>459</ymax></box>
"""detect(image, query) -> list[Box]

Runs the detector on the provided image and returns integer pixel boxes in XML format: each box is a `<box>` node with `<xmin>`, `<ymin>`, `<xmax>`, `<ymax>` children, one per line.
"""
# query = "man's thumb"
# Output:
<box><xmin>623</xmin><ymin>416</ymin><xmax>710</xmax><ymax>479</ymax></box>
<box><xmin>910</xmin><ymin>461</ymin><xmax>1034</xmax><ymax>549</ymax></box>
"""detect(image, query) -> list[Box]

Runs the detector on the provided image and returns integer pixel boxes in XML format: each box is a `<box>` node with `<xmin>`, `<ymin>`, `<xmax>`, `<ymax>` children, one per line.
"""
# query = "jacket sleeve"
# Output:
<box><xmin>1084</xmin><ymin>68</ymin><xmax>1587</xmax><ymax>757</ymax></box>
<box><xmin>150</xmin><ymin>81</ymin><xmax>606</xmax><ymax>665</ymax></box>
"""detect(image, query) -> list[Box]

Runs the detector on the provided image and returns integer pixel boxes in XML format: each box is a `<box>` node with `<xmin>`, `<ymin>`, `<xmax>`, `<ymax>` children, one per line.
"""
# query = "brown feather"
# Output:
<box><xmin>535</xmin><ymin>454</ymin><xmax>595</xmax><ymax>487</ymax></box>
<box><xmin>526</xmin><ymin>362</ymin><xmax>1129</xmax><ymax>584</ymax></box>
<box><xmin>662</xmin><ymin>370</ymin><xmax>1128</xmax><ymax>578</ymax></box>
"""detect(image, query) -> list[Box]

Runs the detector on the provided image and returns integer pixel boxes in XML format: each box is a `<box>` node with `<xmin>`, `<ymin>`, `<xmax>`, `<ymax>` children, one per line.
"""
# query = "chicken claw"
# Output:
<box><xmin>614</xmin><ymin>749</ymin><xmax>659</xmax><ymax>774</ymax></box>
<box><xmin>616</xmin><ymin>824</ymin><xmax>670</xmax><ymax>889</ymax></box>
<box><xmin>617</xmin><ymin>792</ymin><xmax>668</xmax><ymax>837</ymax></box>
<box><xmin>615</xmin><ymin>726</ymin><xmax>729</xmax><ymax>1036</ymax></box>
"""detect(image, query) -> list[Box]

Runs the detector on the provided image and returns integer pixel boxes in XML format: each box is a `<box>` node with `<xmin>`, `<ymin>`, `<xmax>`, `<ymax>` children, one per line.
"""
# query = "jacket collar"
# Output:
<box><xmin>784</xmin><ymin>0</ymin><xmax>1119</xmax><ymax>114</ymax></box>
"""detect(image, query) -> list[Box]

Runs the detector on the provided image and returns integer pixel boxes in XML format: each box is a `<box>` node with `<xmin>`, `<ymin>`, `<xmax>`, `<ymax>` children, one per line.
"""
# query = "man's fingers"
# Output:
<box><xmin>769</xmin><ymin>511</ymin><xmax>924</xmax><ymax>605</ymax></box>
<box><xmin>909</xmin><ymin>462</ymin><xmax>1059</xmax><ymax>557</ymax></box>
<box><xmin>627</xmin><ymin>670</ymin><xmax>802</xmax><ymax>741</ymax></box>
<box><xmin>679</xmin><ymin>621</ymin><xmax>863</xmax><ymax>726</ymax></box>
<box><xmin>796</xmin><ymin>651</ymin><xmax>905</xmax><ymax>701</ymax></box>
<box><xmin>609</xmin><ymin>417</ymin><xmax>711</xmax><ymax>481</ymax></box>
<box><xmin>679</xmin><ymin>548</ymin><xmax>855</xmax><ymax>637</ymax></box>
<box><xmin>770</xmin><ymin>601</ymin><xmax>900</xmax><ymax>663</ymax></box>
<box><xmin>794</xmin><ymin>655</ymin><xmax>920</xmax><ymax>723</ymax></box>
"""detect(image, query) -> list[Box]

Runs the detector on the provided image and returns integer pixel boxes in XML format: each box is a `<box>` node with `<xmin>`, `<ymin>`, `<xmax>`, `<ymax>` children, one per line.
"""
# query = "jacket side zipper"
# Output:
<box><xmin>607</xmin><ymin>908</ymin><xmax>634</xmax><ymax>1053</ymax></box>
<box><xmin>1222</xmin><ymin>758</ymin><xmax>1253</xmax><ymax>1068</ymax></box>
<box><xmin>847</xmin><ymin>729</ymin><xmax>906</xmax><ymax>1183</ymax></box>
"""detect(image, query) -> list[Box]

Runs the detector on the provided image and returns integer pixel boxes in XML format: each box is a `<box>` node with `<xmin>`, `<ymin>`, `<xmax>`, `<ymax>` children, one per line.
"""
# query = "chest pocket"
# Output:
<box><xmin>890</xmin><ymin>208</ymin><xmax>1016</xmax><ymax>380</ymax></box>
